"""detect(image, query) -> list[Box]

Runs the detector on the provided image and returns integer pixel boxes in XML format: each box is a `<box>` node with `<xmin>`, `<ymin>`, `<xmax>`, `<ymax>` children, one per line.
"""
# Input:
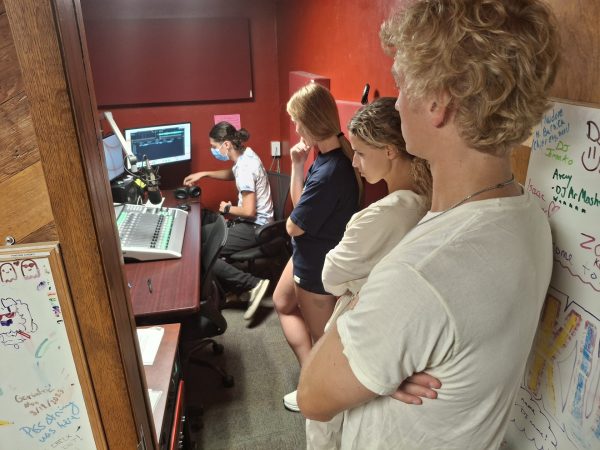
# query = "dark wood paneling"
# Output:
<box><xmin>511</xmin><ymin>144</ymin><xmax>532</xmax><ymax>186</ymax></box>
<box><xmin>1</xmin><ymin>0</ymin><xmax>52</xmax><ymax>250</ymax></box>
<box><xmin>0</xmin><ymin>11</ymin><xmax>13</xmax><ymax>50</ymax></box>
<box><xmin>0</xmin><ymin>14</ymin><xmax>24</xmax><ymax>104</ymax></box>
<box><xmin>0</xmin><ymin>44</ymin><xmax>23</xmax><ymax>104</ymax></box>
<box><xmin>0</xmin><ymin>162</ymin><xmax>54</xmax><ymax>243</ymax></box>
<box><xmin>4</xmin><ymin>0</ymin><xmax>149</xmax><ymax>447</ymax></box>
<box><xmin>60</xmin><ymin>0</ymin><xmax>158</xmax><ymax>445</ymax></box>
<box><xmin>0</xmin><ymin>91</ymin><xmax>39</xmax><ymax>182</ymax></box>
<box><xmin>548</xmin><ymin>1</ymin><xmax>600</xmax><ymax>104</ymax></box>
<box><xmin>21</xmin><ymin>221</ymin><xmax>58</xmax><ymax>243</ymax></box>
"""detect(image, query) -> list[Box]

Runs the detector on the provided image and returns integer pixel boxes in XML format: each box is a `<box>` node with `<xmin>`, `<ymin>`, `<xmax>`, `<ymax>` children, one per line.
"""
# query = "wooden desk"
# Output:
<box><xmin>141</xmin><ymin>323</ymin><xmax>185</xmax><ymax>449</ymax></box>
<box><xmin>125</xmin><ymin>196</ymin><xmax>201</xmax><ymax>325</ymax></box>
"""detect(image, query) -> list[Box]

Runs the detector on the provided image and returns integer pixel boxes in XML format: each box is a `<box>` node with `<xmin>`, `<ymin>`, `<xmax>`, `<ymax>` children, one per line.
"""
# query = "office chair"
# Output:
<box><xmin>183</xmin><ymin>214</ymin><xmax>234</xmax><ymax>388</ymax></box>
<box><xmin>226</xmin><ymin>171</ymin><xmax>291</xmax><ymax>282</ymax></box>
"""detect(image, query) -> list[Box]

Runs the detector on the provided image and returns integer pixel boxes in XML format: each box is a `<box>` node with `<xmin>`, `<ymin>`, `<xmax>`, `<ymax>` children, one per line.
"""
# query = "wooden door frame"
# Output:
<box><xmin>4</xmin><ymin>0</ymin><xmax>156</xmax><ymax>448</ymax></box>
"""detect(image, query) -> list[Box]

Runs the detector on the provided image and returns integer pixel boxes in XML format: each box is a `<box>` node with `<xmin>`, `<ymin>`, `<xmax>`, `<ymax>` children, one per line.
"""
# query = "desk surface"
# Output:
<box><xmin>125</xmin><ymin>195</ymin><xmax>201</xmax><ymax>324</ymax></box>
<box><xmin>141</xmin><ymin>323</ymin><xmax>181</xmax><ymax>443</ymax></box>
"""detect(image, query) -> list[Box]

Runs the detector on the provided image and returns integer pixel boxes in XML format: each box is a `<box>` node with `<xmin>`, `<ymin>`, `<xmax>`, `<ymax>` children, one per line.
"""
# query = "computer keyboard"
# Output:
<box><xmin>114</xmin><ymin>204</ymin><xmax>188</xmax><ymax>261</ymax></box>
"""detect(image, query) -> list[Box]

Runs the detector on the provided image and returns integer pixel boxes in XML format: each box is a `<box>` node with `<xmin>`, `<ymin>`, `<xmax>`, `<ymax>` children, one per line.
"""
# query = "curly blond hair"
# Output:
<box><xmin>381</xmin><ymin>0</ymin><xmax>560</xmax><ymax>156</ymax></box>
<box><xmin>348</xmin><ymin>97</ymin><xmax>432</xmax><ymax>204</ymax></box>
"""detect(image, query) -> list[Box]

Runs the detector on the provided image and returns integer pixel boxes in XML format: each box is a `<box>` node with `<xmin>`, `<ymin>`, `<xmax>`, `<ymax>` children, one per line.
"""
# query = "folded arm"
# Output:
<box><xmin>298</xmin><ymin>323</ymin><xmax>377</xmax><ymax>421</ymax></box>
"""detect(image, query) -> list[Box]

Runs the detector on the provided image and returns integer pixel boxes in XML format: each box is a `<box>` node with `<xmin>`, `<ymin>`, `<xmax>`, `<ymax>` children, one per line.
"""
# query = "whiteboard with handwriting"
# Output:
<box><xmin>504</xmin><ymin>101</ymin><xmax>600</xmax><ymax>450</ymax></box>
<box><xmin>0</xmin><ymin>248</ymin><xmax>96</xmax><ymax>449</ymax></box>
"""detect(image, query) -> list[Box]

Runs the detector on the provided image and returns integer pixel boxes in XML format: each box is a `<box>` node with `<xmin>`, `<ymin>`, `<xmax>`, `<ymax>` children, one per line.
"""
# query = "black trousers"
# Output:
<box><xmin>202</xmin><ymin>210</ymin><xmax>261</xmax><ymax>294</ymax></box>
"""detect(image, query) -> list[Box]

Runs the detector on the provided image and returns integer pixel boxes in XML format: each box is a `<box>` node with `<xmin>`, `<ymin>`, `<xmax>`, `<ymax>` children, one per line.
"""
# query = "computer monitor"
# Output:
<box><xmin>124</xmin><ymin>122</ymin><xmax>191</xmax><ymax>167</ymax></box>
<box><xmin>103</xmin><ymin>133</ymin><xmax>126</xmax><ymax>181</ymax></box>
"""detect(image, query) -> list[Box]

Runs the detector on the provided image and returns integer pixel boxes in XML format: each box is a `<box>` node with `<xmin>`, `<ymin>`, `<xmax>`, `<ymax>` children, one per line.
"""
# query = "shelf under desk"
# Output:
<box><xmin>141</xmin><ymin>323</ymin><xmax>184</xmax><ymax>449</ymax></box>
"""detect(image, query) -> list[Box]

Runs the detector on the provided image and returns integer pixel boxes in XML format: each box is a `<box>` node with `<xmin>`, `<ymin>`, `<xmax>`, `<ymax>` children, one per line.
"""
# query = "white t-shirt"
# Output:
<box><xmin>307</xmin><ymin>190</ymin><xmax>428</xmax><ymax>450</ymax></box>
<box><xmin>232</xmin><ymin>147</ymin><xmax>274</xmax><ymax>226</ymax></box>
<box><xmin>336</xmin><ymin>192</ymin><xmax>552</xmax><ymax>450</ymax></box>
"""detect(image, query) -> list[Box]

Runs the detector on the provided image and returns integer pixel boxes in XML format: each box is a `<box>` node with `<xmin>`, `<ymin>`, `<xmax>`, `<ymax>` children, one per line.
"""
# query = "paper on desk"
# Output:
<box><xmin>148</xmin><ymin>389</ymin><xmax>163</xmax><ymax>412</ymax></box>
<box><xmin>137</xmin><ymin>326</ymin><xmax>165</xmax><ymax>365</ymax></box>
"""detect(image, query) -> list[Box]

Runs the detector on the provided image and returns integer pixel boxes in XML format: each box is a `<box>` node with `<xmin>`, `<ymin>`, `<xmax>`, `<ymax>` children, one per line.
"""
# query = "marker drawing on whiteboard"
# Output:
<box><xmin>556</xmin><ymin>260</ymin><xmax>600</xmax><ymax>293</ymax></box>
<box><xmin>17</xmin><ymin>330</ymin><xmax>31</xmax><ymax>339</ymax></box>
<box><xmin>35</xmin><ymin>338</ymin><xmax>50</xmax><ymax>358</ymax></box>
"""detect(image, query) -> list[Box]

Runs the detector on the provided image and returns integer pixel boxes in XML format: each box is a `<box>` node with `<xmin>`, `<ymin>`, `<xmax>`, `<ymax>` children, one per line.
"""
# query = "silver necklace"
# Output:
<box><xmin>417</xmin><ymin>174</ymin><xmax>516</xmax><ymax>226</ymax></box>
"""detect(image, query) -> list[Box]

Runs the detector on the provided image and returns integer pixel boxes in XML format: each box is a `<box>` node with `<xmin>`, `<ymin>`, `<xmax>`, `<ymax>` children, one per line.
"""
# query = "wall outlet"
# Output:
<box><xmin>271</xmin><ymin>141</ymin><xmax>281</xmax><ymax>157</ymax></box>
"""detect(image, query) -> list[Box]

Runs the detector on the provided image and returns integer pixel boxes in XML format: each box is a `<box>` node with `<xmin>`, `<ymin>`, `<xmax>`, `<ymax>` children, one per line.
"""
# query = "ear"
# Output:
<box><xmin>429</xmin><ymin>91</ymin><xmax>452</xmax><ymax>128</ymax></box>
<box><xmin>385</xmin><ymin>145</ymin><xmax>400</xmax><ymax>160</ymax></box>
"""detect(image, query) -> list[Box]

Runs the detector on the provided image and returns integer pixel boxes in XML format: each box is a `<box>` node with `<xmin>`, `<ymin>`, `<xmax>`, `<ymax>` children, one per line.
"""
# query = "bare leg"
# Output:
<box><xmin>296</xmin><ymin>287</ymin><xmax>336</xmax><ymax>349</ymax></box>
<box><xmin>273</xmin><ymin>258</ymin><xmax>312</xmax><ymax>365</ymax></box>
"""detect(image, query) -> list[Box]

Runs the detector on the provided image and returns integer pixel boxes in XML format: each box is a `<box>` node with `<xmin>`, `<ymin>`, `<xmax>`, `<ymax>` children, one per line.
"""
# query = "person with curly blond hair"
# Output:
<box><xmin>298</xmin><ymin>1</ymin><xmax>561</xmax><ymax>448</ymax></box>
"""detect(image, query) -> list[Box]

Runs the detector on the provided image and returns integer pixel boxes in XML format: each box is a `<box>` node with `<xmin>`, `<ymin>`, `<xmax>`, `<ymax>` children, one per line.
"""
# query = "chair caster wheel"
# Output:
<box><xmin>212</xmin><ymin>343</ymin><xmax>224</xmax><ymax>355</ymax></box>
<box><xmin>223</xmin><ymin>375</ymin><xmax>234</xmax><ymax>388</ymax></box>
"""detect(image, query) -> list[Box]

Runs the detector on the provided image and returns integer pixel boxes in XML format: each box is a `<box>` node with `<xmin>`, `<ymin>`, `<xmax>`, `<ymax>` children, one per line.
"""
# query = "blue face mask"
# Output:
<box><xmin>210</xmin><ymin>142</ymin><xmax>229</xmax><ymax>161</ymax></box>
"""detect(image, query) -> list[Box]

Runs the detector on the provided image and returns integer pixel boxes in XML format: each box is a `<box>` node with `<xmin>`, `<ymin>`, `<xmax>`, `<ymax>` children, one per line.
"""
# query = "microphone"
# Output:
<box><xmin>144</xmin><ymin>158</ymin><xmax>162</xmax><ymax>205</ymax></box>
<box><xmin>360</xmin><ymin>83</ymin><xmax>370</xmax><ymax>105</ymax></box>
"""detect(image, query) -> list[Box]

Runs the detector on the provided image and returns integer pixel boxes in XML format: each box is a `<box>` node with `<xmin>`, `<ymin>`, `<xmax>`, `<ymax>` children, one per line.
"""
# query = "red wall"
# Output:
<box><xmin>82</xmin><ymin>0</ymin><xmax>281</xmax><ymax>211</ymax></box>
<box><xmin>275</xmin><ymin>0</ymin><xmax>399</xmax><ymax>150</ymax></box>
<box><xmin>276</xmin><ymin>0</ymin><xmax>398</xmax><ymax>202</ymax></box>
<box><xmin>82</xmin><ymin>0</ymin><xmax>400</xmax><ymax>209</ymax></box>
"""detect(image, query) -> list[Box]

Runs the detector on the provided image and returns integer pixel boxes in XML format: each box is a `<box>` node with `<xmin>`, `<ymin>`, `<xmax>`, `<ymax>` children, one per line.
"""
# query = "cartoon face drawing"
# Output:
<box><xmin>0</xmin><ymin>297</ymin><xmax>38</xmax><ymax>349</ymax></box>
<box><xmin>0</xmin><ymin>263</ymin><xmax>17</xmax><ymax>283</ymax></box>
<box><xmin>20</xmin><ymin>259</ymin><xmax>40</xmax><ymax>280</ymax></box>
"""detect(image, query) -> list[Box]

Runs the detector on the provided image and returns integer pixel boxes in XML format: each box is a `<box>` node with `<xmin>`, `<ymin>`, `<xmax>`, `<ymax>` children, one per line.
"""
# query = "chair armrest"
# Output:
<box><xmin>254</xmin><ymin>219</ymin><xmax>287</xmax><ymax>245</ymax></box>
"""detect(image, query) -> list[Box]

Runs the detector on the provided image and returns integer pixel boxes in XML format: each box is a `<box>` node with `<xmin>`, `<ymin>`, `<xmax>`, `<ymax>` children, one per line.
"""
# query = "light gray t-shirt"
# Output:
<box><xmin>232</xmin><ymin>147</ymin><xmax>273</xmax><ymax>226</ymax></box>
<box><xmin>337</xmin><ymin>192</ymin><xmax>552</xmax><ymax>450</ymax></box>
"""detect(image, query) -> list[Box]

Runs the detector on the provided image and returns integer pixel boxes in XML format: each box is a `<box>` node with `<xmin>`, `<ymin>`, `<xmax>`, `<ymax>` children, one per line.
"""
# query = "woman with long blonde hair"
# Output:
<box><xmin>273</xmin><ymin>82</ymin><xmax>362</xmax><ymax>412</ymax></box>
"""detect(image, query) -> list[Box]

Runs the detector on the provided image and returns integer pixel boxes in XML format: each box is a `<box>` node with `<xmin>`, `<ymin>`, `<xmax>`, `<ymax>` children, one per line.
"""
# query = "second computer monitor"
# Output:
<box><xmin>125</xmin><ymin>122</ymin><xmax>191</xmax><ymax>167</ymax></box>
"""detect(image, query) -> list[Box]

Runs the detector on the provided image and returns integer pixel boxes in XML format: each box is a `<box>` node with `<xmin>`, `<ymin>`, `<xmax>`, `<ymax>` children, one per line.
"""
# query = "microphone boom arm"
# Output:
<box><xmin>104</xmin><ymin>111</ymin><xmax>138</xmax><ymax>172</ymax></box>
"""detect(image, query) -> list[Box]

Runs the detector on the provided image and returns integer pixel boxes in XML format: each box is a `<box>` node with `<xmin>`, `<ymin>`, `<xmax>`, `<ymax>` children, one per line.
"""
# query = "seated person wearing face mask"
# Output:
<box><xmin>183</xmin><ymin>121</ymin><xmax>274</xmax><ymax>321</ymax></box>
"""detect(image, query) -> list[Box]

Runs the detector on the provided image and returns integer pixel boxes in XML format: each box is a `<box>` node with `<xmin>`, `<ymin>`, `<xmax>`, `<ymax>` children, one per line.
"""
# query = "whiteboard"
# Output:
<box><xmin>504</xmin><ymin>101</ymin><xmax>600</xmax><ymax>450</ymax></box>
<box><xmin>0</xmin><ymin>245</ymin><xmax>97</xmax><ymax>449</ymax></box>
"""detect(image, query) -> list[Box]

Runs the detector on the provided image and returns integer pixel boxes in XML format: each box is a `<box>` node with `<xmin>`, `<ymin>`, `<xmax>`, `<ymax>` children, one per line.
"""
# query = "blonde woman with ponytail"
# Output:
<box><xmin>273</xmin><ymin>83</ymin><xmax>362</xmax><ymax>412</ymax></box>
<box><xmin>306</xmin><ymin>97</ymin><xmax>438</xmax><ymax>449</ymax></box>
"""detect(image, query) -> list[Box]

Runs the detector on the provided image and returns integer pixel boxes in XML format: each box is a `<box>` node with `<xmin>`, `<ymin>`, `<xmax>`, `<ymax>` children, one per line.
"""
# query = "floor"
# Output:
<box><xmin>183</xmin><ymin>296</ymin><xmax>307</xmax><ymax>449</ymax></box>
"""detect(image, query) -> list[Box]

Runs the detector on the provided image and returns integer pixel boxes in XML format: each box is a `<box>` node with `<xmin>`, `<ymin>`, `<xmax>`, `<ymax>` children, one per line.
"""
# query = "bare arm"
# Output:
<box><xmin>289</xmin><ymin>141</ymin><xmax>310</xmax><ymax>206</ymax></box>
<box><xmin>298</xmin><ymin>323</ymin><xmax>377</xmax><ymax>421</ymax></box>
<box><xmin>220</xmin><ymin>191</ymin><xmax>257</xmax><ymax>218</ymax></box>
<box><xmin>286</xmin><ymin>217</ymin><xmax>305</xmax><ymax>237</ymax></box>
<box><xmin>298</xmin><ymin>320</ymin><xmax>441</xmax><ymax>419</ymax></box>
<box><xmin>183</xmin><ymin>169</ymin><xmax>234</xmax><ymax>186</ymax></box>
